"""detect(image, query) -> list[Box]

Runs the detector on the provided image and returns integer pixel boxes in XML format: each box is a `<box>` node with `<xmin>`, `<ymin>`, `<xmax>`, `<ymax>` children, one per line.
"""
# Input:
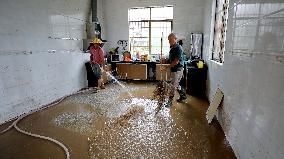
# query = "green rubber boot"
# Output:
<box><xmin>165</xmin><ymin>97</ymin><xmax>173</xmax><ymax>108</ymax></box>
<box><xmin>177</xmin><ymin>89</ymin><xmax>187</xmax><ymax>102</ymax></box>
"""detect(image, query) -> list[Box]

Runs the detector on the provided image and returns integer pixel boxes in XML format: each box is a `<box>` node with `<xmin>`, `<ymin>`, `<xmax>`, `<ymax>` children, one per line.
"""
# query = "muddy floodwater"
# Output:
<box><xmin>0</xmin><ymin>82</ymin><xmax>236</xmax><ymax>159</ymax></box>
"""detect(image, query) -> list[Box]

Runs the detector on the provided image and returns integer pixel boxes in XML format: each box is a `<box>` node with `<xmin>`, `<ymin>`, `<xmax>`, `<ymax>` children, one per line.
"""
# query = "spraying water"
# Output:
<box><xmin>106</xmin><ymin>72</ymin><xmax>133</xmax><ymax>98</ymax></box>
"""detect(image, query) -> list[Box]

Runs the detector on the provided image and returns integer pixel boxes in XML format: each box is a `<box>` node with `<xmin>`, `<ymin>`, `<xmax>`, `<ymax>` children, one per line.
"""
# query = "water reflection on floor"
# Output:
<box><xmin>0</xmin><ymin>82</ymin><xmax>236</xmax><ymax>159</ymax></box>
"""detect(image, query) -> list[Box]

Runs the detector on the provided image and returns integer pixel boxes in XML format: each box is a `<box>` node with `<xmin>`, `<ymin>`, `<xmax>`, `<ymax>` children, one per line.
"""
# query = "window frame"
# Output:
<box><xmin>211</xmin><ymin>0</ymin><xmax>229</xmax><ymax>63</ymax></box>
<box><xmin>128</xmin><ymin>6</ymin><xmax>173</xmax><ymax>56</ymax></box>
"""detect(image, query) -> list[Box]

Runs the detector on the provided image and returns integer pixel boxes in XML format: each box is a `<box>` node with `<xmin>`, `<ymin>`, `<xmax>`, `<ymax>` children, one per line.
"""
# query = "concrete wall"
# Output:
<box><xmin>103</xmin><ymin>0</ymin><xmax>206</xmax><ymax>55</ymax></box>
<box><xmin>0</xmin><ymin>0</ymin><xmax>92</xmax><ymax>124</ymax></box>
<box><xmin>97</xmin><ymin>0</ymin><xmax>106</xmax><ymax>40</ymax></box>
<box><xmin>203</xmin><ymin>0</ymin><xmax>284</xmax><ymax>158</ymax></box>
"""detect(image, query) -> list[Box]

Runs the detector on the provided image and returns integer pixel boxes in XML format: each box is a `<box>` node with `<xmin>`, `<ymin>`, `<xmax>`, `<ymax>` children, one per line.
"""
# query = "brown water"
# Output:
<box><xmin>0</xmin><ymin>82</ymin><xmax>236</xmax><ymax>159</ymax></box>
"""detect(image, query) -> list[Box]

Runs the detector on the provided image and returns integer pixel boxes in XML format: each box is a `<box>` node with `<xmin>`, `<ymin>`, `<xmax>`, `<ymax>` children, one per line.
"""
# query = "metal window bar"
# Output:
<box><xmin>129</xmin><ymin>6</ymin><xmax>173</xmax><ymax>56</ymax></box>
<box><xmin>129</xmin><ymin>21</ymin><xmax>172</xmax><ymax>55</ymax></box>
<box><xmin>212</xmin><ymin>0</ymin><xmax>229</xmax><ymax>63</ymax></box>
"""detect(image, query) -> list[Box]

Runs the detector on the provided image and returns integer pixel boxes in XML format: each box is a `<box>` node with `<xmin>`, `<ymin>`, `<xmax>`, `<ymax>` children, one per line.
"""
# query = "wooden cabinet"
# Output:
<box><xmin>116</xmin><ymin>63</ymin><xmax>130</xmax><ymax>79</ymax></box>
<box><xmin>128</xmin><ymin>64</ymin><xmax>147</xmax><ymax>80</ymax></box>
<box><xmin>116</xmin><ymin>63</ymin><xmax>147</xmax><ymax>80</ymax></box>
<box><xmin>156</xmin><ymin>64</ymin><xmax>171</xmax><ymax>81</ymax></box>
<box><xmin>186</xmin><ymin>65</ymin><xmax>207</xmax><ymax>97</ymax></box>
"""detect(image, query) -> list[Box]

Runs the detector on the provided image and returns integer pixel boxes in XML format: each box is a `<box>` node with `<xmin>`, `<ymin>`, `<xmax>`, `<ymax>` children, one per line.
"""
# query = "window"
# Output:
<box><xmin>212</xmin><ymin>0</ymin><xmax>229</xmax><ymax>63</ymax></box>
<box><xmin>232</xmin><ymin>2</ymin><xmax>284</xmax><ymax>52</ymax></box>
<box><xmin>129</xmin><ymin>6</ymin><xmax>173</xmax><ymax>57</ymax></box>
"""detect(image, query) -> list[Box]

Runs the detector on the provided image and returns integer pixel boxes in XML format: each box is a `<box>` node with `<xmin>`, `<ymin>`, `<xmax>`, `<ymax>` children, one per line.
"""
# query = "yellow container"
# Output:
<box><xmin>197</xmin><ymin>61</ymin><xmax>204</xmax><ymax>68</ymax></box>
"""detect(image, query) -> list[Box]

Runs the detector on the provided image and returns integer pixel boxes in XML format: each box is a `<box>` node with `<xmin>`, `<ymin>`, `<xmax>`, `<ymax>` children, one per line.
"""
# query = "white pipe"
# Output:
<box><xmin>0</xmin><ymin>87</ymin><xmax>97</xmax><ymax>159</ymax></box>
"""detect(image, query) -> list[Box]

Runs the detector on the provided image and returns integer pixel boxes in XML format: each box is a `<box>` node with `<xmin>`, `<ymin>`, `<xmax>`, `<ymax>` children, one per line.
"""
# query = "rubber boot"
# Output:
<box><xmin>177</xmin><ymin>89</ymin><xmax>187</xmax><ymax>102</ymax></box>
<box><xmin>165</xmin><ymin>96</ymin><xmax>174</xmax><ymax>108</ymax></box>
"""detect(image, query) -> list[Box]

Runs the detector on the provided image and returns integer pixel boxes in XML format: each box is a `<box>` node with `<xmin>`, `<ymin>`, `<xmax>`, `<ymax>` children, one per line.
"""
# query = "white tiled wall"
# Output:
<box><xmin>203</xmin><ymin>0</ymin><xmax>284</xmax><ymax>158</ymax></box>
<box><xmin>103</xmin><ymin>0</ymin><xmax>206</xmax><ymax>55</ymax></box>
<box><xmin>0</xmin><ymin>0</ymin><xmax>92</xmax><ymax>124</ymax></box>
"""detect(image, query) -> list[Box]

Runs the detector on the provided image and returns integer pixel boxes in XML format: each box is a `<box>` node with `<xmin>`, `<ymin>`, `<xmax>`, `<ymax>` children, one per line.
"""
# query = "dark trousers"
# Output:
<box><xmin>85</xmin><ymin>62</ymin><xmax>98</xmax><ymax>87</ymax></box>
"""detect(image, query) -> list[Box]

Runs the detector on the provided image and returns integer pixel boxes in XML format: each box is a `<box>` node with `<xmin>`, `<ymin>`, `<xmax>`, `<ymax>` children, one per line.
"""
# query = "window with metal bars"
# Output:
<box><xmin>128</xmin><ymin>6</ymin><xmax>173</xmax><ymax>57</ymax></box>
<box><xmin>212</xmin><ymin>0</ymin><xmax>229</xmax><ymax>63</ymax></box>
<box><xmin>232</xmin><ymin>2</ymin><xmax>284</xmax><ymax>52</ymax></box>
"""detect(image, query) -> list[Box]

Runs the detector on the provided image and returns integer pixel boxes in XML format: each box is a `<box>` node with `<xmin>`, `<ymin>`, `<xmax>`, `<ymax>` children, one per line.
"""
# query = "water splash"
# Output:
<box><xmin>106</xmin><ymin>72</ymin><xmax>133</xmax><ymax>98</ymax></box>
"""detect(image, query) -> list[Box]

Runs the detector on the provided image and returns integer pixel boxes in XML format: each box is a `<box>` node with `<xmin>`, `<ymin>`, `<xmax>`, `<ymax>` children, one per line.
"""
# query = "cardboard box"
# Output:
<box><xmin>156</xmin><ymin>64</ymin><xmax>171</xmax><ymax>81</ymax></box>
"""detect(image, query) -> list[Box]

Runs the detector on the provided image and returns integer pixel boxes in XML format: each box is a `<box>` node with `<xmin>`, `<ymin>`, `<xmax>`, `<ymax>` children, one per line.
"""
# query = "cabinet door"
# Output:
<box><xmin>156</xmin><ymin>64</ymin><xmax>171</xmax><ymax>81</ymax></box>
<box><xmin>128</xmin><ymin>64</ymin><xmax>147</xmax><ymax>80</ymax></box>
<box><xmin>116</xmin><ymin>63</ymin><xmax>130</xmax><ymax>79</ymax></box>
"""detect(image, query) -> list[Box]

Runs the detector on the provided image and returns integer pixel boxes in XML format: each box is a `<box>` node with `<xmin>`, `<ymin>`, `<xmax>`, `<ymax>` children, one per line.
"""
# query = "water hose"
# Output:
<box><xmin>0</xmin><ymin>87</ymin><xmax>97</xmax><ymax>159</ymax></box>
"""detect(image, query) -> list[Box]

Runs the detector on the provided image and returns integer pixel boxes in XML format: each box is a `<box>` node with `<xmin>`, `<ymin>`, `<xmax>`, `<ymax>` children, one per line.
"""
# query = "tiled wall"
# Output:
<box><xmin>203</xmin><ymin>0</ymin><xmax>284</xmax><ymax>158</ymax></box>
<box><xmin>0</xmin><ymin>0</ymin><xmax>92</xmax><ymax>123</ymax></box>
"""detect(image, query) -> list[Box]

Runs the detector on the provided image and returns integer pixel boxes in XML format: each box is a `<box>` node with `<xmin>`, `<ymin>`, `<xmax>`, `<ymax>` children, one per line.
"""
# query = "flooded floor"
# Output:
<box><xmin>0</xmin><ymin>82</ymin><xmax>236</xmax><ymax>159</ymax></box>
